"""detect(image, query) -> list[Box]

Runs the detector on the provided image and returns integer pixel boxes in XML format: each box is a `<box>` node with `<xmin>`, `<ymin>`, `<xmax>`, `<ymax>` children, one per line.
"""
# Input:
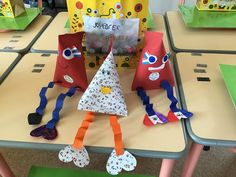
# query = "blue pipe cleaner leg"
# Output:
<box><xmin>160</xmin><ymin>80</ymin><xmax>193</xmax><ymax>119</ymax></box>
<box><xmin>28</xmin><ymin>82</ymin><xmax>56</xmax><ymax>125</ymax></box>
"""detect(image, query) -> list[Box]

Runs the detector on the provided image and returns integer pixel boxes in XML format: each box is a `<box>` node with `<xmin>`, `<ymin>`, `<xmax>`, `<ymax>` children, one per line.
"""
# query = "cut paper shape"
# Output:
<box><xmin>58</xmin><ymin>145</ymin><xmax>90</xmax><ymax>167</ymax></box>
<box><xmin>54</xmin><ymin>32</ymin><xmax>88</xmax><ymax>91</ymax></box>
<box><xmin>132</xmin><ymin>31</ymin><xmax>174</xmax><ymax>91</ymax></box>
<box><xmin>0</xmin><ymin>8</ymin><xmax>40</xmax><ymax>30</ymax></box>
<box><xmin>1</xmin><ymin>0</ymin><xmax>25</xmax><ymax>18</ymax></box>
<box><xmin>30</xmin><ymin>125</ymin><xmax>57</xmax><ymax>140</ymax></box>
<box><xmin>179</xmin><ymin>5</ymin><xmax>236</xmax><ymax>28</ymax></box>
<box><xmin>219</xmin><ymin>64</ymin><xmax>236</xmax><ymax>108</ymax></box>
<box><xmin>106</xmin><ymin>149</ymin><xmax>137</xmax><ymax>175</ymax></box>
<box><xmin>78</xmin><ymin>51</ymin><xmax>128</xmax><ymax>117</ymax></box>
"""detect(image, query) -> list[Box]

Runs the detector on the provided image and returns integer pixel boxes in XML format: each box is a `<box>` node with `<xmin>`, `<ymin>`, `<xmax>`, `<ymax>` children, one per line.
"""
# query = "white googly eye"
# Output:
<box><xmin>63</xmin><ymin>48</ymin><xmax>73</xmax><ymax>60</ymax></box>
<box><xmin>93</xmin><ymin>9</ymin><xmax>98</xmax><ymax>15</ymax></box>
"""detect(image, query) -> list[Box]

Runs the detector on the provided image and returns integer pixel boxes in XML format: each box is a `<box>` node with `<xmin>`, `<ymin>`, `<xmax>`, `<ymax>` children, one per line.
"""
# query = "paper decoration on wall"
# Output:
<box><xmin>132</xmin><ymin>31</ymin><xmax>193</xmax><ymax>126</ymax></box>
<box><xmin>196</xmin><ymin>0</ymin><xmax>236</xmax><ymax>11</ymax></box>
<box><xmin>59</xmin><ymin>51</ymin><xmax>136</xmax><ymax>175</ymax></box>
<box><xmin>28</xmin><ymin>32</ymin><xmax>88</xmax><ymax>140</ymax></box>
<box><xmin>0</xmin><ymin>0</ymin><xmax>25</xmax><ymax>18</ymax></box>
<box><xmin>78</xmin><ymin>50</ymin><xmax>128</xmax><ymax>116</ymax></box>
<box><xmin>219</xmin><ymin>64</ymin><xmax>236</xmax><ymax>108</ymax></box>
<box><xmin>66</xmin><ymin>0</ymin><xmax>148</xmax><ymax>55</ymax></box>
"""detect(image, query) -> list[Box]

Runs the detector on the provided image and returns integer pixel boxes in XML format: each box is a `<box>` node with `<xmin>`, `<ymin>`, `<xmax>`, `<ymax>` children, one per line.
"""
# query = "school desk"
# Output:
<box><xmin>0</xmin><ymin>52</ymin><xmax>21</xmax><ymax>84</ymax></box>
<box><xmin>31</xmin><ymin>13</ymin><xmax>170</xmax><ymax>53</ymax></box>
<box><xmin>166</xmin><ymin>11</ymin><xmax>236</xmax><ymax>54</ymax></box>
<box><xmin>0</xmin><ymin>15</ymin><xmax>52</xmax><ymax>53</ymax></box>
<box><xmin>0</xmin><ymin>53</ymin><xmax>187</xmax><ymax>177</ymax></box>
<box><xmin>175</xmin><ymin>53</ymin><xmax>236</xmax><ymax>177</ymax></box>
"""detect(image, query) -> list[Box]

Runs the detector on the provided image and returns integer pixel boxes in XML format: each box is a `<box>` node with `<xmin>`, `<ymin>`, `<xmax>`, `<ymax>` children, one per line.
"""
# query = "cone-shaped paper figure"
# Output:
<box><xmin>78</xmin><ymin>51</ymin><xmax>128</xmax><ymax>116</ymax></box>
<box><xmin>132</xmin><ymin>31</ymin><xmax>174</xmax><ymax>91</ymax></box>
<box><xmin>53</xmin><ymin>32</ymin><xmax>88</xmax><ymax>91</ymax></box>
<box><xmin>1</xmin><ymin>0</ymin><xmax>25</xmax><ymax>18</ymax></box>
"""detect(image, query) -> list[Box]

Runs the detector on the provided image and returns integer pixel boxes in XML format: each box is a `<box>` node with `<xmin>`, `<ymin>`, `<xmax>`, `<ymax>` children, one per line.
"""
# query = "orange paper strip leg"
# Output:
<box><xmin>72</xmin><ymin>112</ymin><xmax>94</xmax><ymax>149</ymax></box>
<box><xmin>109</xmin><ymin>115</ymin><xmax>124</xmax><ymax>156</ymax></box>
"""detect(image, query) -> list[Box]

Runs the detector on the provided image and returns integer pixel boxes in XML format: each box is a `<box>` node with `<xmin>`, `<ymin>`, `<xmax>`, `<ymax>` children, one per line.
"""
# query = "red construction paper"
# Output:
<box><xmin>53</xmin><ymin>32</ymin><xmax>88</xmax><ymax>91</ymax></box>
<box><xmin>131</xmin><ymin>31</ymin><xmax>174</xmax><ymax>91</ymax></box>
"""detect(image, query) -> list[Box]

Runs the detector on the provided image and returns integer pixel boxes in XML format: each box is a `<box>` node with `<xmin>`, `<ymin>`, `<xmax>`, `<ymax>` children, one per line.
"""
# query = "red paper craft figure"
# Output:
<box><xmin>28</xmin><ymin>32</ymin><xmax>88</xmax><ymax>140</ymax></box>
<box><xmin>132</xmin><ymin>31</ymin><xmax>193</xmax><ymax>126</ymax></box>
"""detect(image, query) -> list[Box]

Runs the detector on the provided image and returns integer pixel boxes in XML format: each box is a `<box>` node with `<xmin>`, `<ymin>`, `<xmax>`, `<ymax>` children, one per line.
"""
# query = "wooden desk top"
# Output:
<box><xmin>176</xmin><ymin>53</ymin><xmax>236</xmax><ymax>146</ymax></box>
<box><xmin>166</xmin><ymin>11</ymin><xmax>236</xmax><ymax>54</ymax></box>
<box><xmin>31</xmin><ymin>13</ymin><xmax>170</xmax><ymax>53</ymax></box>
<box><xmin>0</xmin><ymin>16</ymin><xmax>52</xmax><ymax>53</ymax></box>
<box><xmin>0</xmin><ymin>53</ymin><xmax>186</xmax><ymax>158</ymax></box>
<box><xmin>0</xmin><ymin>52</ymin><xmax>20</xmax><ymax>83</ymax></box>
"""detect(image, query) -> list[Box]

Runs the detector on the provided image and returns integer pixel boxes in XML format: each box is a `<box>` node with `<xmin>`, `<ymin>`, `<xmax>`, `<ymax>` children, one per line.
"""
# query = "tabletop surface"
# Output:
<box><xmin>0</xmin><ymin>53</ymin><xmax>186</xmax><ymax>158</ymax></box>
<box><xmin>0</xmin><ymin>52</ymin><xmax>20</xmax><ymax>83</ymax></box>
<box><xmin>0</xmin><ymin>15</ymin><xmax>52</xmax><ymax>53</ymax></box>
<box><xmin>31</xmin><ymin>13</ymin><xmax>170</xmax><ymax>53</ymax></box>
<box><xmin>176</xmin><ymin>52</ymin><xmax>236</xmax><ymax>147</ymax></box>
<box><xmin>166</xmin><ymin>11</ymin><xmax>236</xmax><ymax>54</ymax></box>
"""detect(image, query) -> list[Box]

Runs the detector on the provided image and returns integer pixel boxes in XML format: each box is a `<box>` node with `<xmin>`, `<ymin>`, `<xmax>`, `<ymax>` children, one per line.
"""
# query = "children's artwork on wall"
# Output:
<box><xmin>66</xmin><ymin>0</ymin><xmax>148</xmax><ymax>56</ymax></box>
<box><xmin>59</xmin><ymin>48</ymin><xmax>137</xmax><ymax>175</ymax></box>
<box><xmin>28</xmin><ymin>32</ymin><xmax>88</xmax><ymax>140</ymax></box>
<box><xmin>196</xmin><ymin>0</ymin><xmax>236</xmax><ymax>11</ymax></box>
<box><xmin>1</xmin><ymin>0</ymin><xmax>25</xmax><ymax>18</ymax></box>
<box><xmin>132</xmin><ymin>31</ymin><xmax>193</xmax><ymax>126</ymax></box>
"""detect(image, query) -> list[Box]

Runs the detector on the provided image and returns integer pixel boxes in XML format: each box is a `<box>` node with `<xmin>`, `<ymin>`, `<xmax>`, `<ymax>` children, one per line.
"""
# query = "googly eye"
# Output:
<box><xmin>162</xmin><ymin>53</ymin><xmax>171</xmax><ymax>63</ymax></box>
<box><xmin>93</xmin><ymin>9</ymin><xmax>98</xmax><ymax>15</ymax></box>
<box><xmin>63</xmin><ymin>48</ymin><xmax>73</xmax><ymax>60</ymax></box>
<box><xmin>87</xmin><ymin>8</ymin><xmax>92</xmax><ymax>13</ymax></box>
<box><xmin>135</xmin><ymin>3</ymin><xmax>143</xmax><ymax>12</ymax></box>
<box><xmin>115</xmin><ymin>2</ymin><xmax>122</xmax><ymax>11</ymax></box>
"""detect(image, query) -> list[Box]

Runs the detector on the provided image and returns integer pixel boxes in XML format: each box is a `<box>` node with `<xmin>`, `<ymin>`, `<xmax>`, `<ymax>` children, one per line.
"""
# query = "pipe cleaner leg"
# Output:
<box><xmin>106</xmin><ymin>115</ymin><xmax>137</xmax><ymax>175</ymax></box>
<box><xmin>30</xmin><ymin>87</ymin><xmax>77</xmax><ymax>140</ymax></box>
<box><xmin>58</xmin><ymin>112</ymin><xmax>94</xmax><ymax>167</ymax></box>
<box><xmin>28</xmin><ymin>82</ymin><xmax>56</xmax><ymax>125</ymax></box>
<box><xmin>160</xmin><ymin>80</ymin><xmax>193</xmax><ymax>121</ymax></box>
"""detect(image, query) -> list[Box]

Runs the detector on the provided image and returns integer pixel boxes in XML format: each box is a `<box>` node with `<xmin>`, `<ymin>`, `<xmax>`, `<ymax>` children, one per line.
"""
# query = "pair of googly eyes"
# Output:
<box><xmin>63</xmin><ymin>47</ymin><xmax>81</xmax><ymax>60</ymax></box>
<box><xmin>143</xmin><ymin>52</ymin><xmax>171</xmax><ymax>65</ymax></box>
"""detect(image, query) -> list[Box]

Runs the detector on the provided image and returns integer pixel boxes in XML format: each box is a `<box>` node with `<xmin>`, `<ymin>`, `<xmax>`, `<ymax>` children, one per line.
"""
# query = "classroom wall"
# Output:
<box><xmin>149</xmin><ymin>0</ymin><xmax>196</xmax><ymax>14</ymax></box>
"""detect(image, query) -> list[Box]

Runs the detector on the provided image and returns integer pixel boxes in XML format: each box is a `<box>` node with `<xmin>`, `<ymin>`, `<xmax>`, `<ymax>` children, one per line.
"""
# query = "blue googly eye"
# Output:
<box><xmin>162</xmin><ymin>53</ymin><xmax>171</xmax><ymax>63</ymax></box>
<box><xmin>63</xmin><ymin>48</ymin><xmax>73</xmax><ymax>60</ymax></box>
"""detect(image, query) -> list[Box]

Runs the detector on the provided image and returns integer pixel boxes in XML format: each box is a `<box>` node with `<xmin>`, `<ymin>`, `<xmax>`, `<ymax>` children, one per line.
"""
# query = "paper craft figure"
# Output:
<box><xmin>1</xmin><ymin>0</ymin><xmax>25</xmax><ymax>18</ymax></box>
<box><xmin>179</xmin><ymin>0</ymin><xmax>236</xmax><ymax>28</ymax></box>
<box><xmin>196</xmin><ymin>0</ymin><xmax>236</xmax><ymax>11</ymax></box>
<box><xmin>58</xmin><ymin>49</ymin><xmax>137</xmax><ymax>175</ymax></box>
<box><xmin>28</xmin><ymin>32</ymin><xmax>88</xmax><ymax>140</ymax></box>
<box><xmin>132</xmin><ymin>31</ymin><xmax>193</xmax><ymax>126</ymax></box>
